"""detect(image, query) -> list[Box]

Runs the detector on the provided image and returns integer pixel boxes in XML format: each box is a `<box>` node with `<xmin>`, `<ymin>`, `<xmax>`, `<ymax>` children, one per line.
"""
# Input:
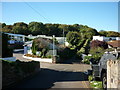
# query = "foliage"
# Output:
<box><xmin>82</xmin><ymin>56</ymin><xmax>92</xmax><ymax>64</ymax></box>
<box><xmin>28</xmin><ymin>22</ymin><xmax>47</xmax><ymax>35</ymax></box>
<box><xmin>1</xmin><ymin>21</ymin><xmax>120</xmax><ymax>38</ymax></box>
<box><xmin>88</xmin><ymin>75</ymin><xmax>93</xmax><ymax>81</ymax></box>
<box><xmin>106</xmin><ymin>31</ymin><xmax>120</xmax><ymax>37</ymax></box>
<box><xmin>90</xmin><ymin>40</ymin><xmax>108</xmax><ymax>49</ymax></box>
<box><xmin>12</xmin><ymin>22</ymin><xmax>29</xmax><ymax>35</ymax></box>
<box><xmin>79</xmin><ymin>47</ymin><xmax>86</xmax><ymax>54</ymax></box>
<box><xmin>99</xmin><ymin>30</ymin><xmax>108</xmax><ymax>36</ymax></box>
<box><xmin>32</xmin><ymin>41</ymin><xmax>37</xmax><ymax>55</ymax></box>
<box><xmin>90</xmin><ymin>81</ymin><xmax>103</xmax><ymax>89</ymax></box>
<box><xmin>66</xmin><ymin>31</ymin><xmax>81</xmax><ymax>46</ymax></box>
<box><xmin>2</xmin><ymin>23</ymin><xmax>6</xmax><ymax>28</ymax></box>
<box><xmin>58</xmin><ymin>47</ymin><xmax>75</xmax><ymax>60</ymax></box>
<box><xmin>89</xmin><ymin>47</ymin><xmax>105</xmax><ymax>64</ymax></box>
<box><xmin>2</xmin><ymin>25</ymin><xmax>13</xmax><ymax>33</ymax></box>
<box><xmin>75</xmin><ymin>39</ymin><xmax>86</xmax><ymax>51</ymax></box>
<box><xmin>76</xmin><ymin>50</ymin><xmax>82</xmax><ymax>59</ymax></box>
<box><xmin>83</xmin><ymin>39</ymin><xmax>90</xmax><ymax>54</ymax></box>
<box><xmin>99</xmin><ymin>30</ymin><xmax>120</xmax><ymax>37</ymax></box>
<box><xmin>32</xmin><ymin>37</ymin><xmax>50</xmax><ymax>57</ymax></box>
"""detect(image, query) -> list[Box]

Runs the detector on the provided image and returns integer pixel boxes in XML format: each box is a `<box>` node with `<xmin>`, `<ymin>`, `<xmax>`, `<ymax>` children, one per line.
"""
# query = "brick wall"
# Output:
<box><xmin>107</xmin><ymin>60</ymin><xmax>120</xmax><ymax>88</ymax></box>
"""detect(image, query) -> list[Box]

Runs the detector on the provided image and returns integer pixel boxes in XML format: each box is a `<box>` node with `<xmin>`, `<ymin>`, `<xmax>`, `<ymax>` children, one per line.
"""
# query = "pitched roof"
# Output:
<box><xmin>107</xmin><ymin>40</ymin><xmax>120</xmax><ymax>47</ymax></box>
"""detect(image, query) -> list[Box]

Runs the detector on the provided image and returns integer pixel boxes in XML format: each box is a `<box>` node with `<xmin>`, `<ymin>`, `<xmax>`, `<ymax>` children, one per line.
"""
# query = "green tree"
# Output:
<box><xmin>2</xmin><ymin>25</ymin><xmax>13</xmax><ymax>33</ymax></box>
<box><xmin>45</xmin><ymin>24</ymin><xmax>61</xmax><ymax>36</ymax></box>
<box><xmin>66</xmin><ymin>31</ymin><xmax>81</xmax><ymax>46</ymax></box>
<box><xmin>99</xmin><ymin>30</ymin><xmax>108</xmax><ymax>36</ymax></box>
<box><xmin>2</xmin><ymin>23</ymin><xmax>6</xmax><ymax>28</ymax></box>
<box><xmin>106</xmin><ymin>31</ymin><xmax>120</xmax><ymax>37</ymax></box>
<box><xmin>28</xmin><ymin>22</ymin><xmax>46</xmax><ymax>35</ymax></box>
<box><xmin>12</xmin><ymin>22</ymin><xmax>29</xmax><ymax>35</ymax></box>
<box><xmin>83</xmin><ymin>28</ymin><xmax>99</xmax><ymax>39</ymax></box>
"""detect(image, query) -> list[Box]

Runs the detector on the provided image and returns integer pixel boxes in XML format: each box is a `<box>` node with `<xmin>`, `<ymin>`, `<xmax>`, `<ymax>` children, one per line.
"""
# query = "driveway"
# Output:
<box><xmin>13</xmin><ymin>50</ymin><xmax>92</xmax><ymax>89</ymax></box>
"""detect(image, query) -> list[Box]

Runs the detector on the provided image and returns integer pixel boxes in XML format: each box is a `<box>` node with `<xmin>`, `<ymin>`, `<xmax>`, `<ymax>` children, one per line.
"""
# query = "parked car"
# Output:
<box><xmin>91</xmin><ymin>51</ymin><xmax>120</xmax><ymax>89</ymax></box>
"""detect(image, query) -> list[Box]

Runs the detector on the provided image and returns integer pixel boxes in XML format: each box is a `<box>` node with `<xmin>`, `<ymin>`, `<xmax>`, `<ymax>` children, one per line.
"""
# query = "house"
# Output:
<box><xmin>24</xmin><ymin>37</ymin><xmax>59</xmax><ymax>55</ymax></box>
<box><xmin>107</xmin><ymin>40</ymin><xmax>120</xmax><ymax>49</ymax></box>
<box><xmin>93</xmin><ymin>36</ymin><xmax>120</xmax><ymax>42</ymax></box>
<box><xmin>27</xmin><ymin>34</ymin><xmax>69</xmax><ymax>46</ymax></box>
<box><xmin>5</xmin><ymin>33</ymin><xmax>25</xmax><ymax>44</ymax></box>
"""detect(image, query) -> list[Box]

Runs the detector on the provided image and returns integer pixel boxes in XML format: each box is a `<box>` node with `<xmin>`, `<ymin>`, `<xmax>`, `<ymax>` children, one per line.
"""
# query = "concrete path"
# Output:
<box><xmin>13</xmin><ymin>50</ymin><xmax>92</xmax><ymax>89</ymax></box>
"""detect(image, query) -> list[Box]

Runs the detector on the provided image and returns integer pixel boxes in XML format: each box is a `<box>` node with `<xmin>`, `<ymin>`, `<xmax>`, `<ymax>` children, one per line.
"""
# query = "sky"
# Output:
<box><xmin>1</xmin><ymin>2</ymin><xmax>118</xmax><ymax>32</ymax></box>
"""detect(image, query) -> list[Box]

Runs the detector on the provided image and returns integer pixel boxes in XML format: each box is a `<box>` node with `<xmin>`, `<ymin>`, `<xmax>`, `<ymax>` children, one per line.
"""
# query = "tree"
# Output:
<box><xmin>32</xmin><ymin>37</ymin><xmax>50</xmax><ymax>56</ymax></box>
<box><xmin>66</xmin><ymin>31</ymin><xmax>81</xmax><ymax>46</ymax></box>
<box><xmin>13</xmin><ymin>22</ymin><xmax>29</xmax><ymax>35</ymax></box>
<box><xmin>2</xmin><ymin>25</ymin><xmax>13</xmax><ymax>33</ymax></box>
<box><xmin>45</xmin><ymin>24</ymin><xmax>61</xmax><ymax>36</ymax></box>
<box><xmin>106</xmin><ymin>31</ymin><xmax>120</xmax><ymax>37</ymax></box>
<box><xmin>2</xmin><ymin>23</ymin><xmax>6</xmax><ymax>28</ymax></box>
<box><xmin>28</xmin><ymin>22</ymin><xmax>46</xmax><ymax>35</ymax></box>
<box><xmin>81</xmin><ymin>28</ymin><xmax>99</xmax><ymax>39</ymax></box>
<box><xmin>99</xmin><ymin>30</ymin><xmax>108</xmax><ymax>36</ymax></box>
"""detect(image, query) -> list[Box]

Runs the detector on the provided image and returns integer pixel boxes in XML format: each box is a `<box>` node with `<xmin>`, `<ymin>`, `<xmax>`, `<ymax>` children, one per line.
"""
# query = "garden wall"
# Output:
<box><xmin>2</xmin><ymin>60</ymin><xmax>40</xmax><ymax>89</ymax></box>
<box><xmin>23</xmin><ymin>55</ymin><xmax>53</xmax><ymax>63</ymax></box>
<box><xmin>107</xmin><ymin>60</ymin><xmax>120</xmax><ymax>88</ymax></box>
<box><xmin>0</xmin><ymin>60</ymin><xmax>2</xmax><ymax>90</ymax></box>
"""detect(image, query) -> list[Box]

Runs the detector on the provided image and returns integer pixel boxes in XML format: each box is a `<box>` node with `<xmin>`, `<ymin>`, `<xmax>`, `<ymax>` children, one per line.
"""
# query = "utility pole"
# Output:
<box><xmin>53</xmin><ymin>35</ymin><xmax>55</xmax><ymax>56</ymax></box>
<box><xmin>63</xmin><ymin>28</ymin><xmax>65</xmax><ymax>47</ymax></box>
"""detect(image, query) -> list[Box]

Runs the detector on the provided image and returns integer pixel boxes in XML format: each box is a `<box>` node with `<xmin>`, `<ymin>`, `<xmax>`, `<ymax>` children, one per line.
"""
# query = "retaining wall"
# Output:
<box><xmin>2</xmin><ymin>60</ymin><xmax>40</xmax><ymax>89</ymax></box>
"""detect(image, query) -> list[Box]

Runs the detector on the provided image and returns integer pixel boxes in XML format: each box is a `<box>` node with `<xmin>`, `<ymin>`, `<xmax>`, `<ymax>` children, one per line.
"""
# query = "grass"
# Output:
<box><xmin>90</xmin><ymin>81</ymin><xmax>103</xmax><ymax>89</ymax></box>
<box><xmin>88</xmin><ymin>75</ymin><xmax>103</xmax><ymax>89</ymax></box>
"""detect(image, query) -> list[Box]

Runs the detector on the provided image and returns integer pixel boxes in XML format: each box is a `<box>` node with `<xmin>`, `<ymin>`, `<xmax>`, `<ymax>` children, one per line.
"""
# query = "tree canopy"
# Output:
<box><xmin>1</xmin><ymin>21</ymin><xmax>120</xmax><ymax>38</ymax></box>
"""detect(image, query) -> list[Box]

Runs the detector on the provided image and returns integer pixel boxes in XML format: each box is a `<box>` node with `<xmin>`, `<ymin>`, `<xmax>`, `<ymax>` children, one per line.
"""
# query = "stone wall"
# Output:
<box><xmin>107</xmin><ymin>60</ymin><xmax>120</xmax><ymax>88</ymax></box>
<box><xmin>0</xmin><ymin>60</ymin><xmax>2</xmax><ymax>90</ymax></box>
<box><xmin>2</xmin><ymin>60</ymin><xmax>40</xmax><ymax>89</ymax></box>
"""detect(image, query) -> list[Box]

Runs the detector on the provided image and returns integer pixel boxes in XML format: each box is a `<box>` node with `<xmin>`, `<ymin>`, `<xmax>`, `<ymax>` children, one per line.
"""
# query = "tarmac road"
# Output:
<box><xmin>13</xmin><ymin>50</ymin><xmax>92</xmax><ymax>89</ymax></box>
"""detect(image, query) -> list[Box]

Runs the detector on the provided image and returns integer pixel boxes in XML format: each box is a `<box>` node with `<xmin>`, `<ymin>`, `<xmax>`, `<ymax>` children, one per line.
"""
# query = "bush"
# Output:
<box><xmin>82</xmin><ymin>56</ymin><xmax>92</xmax><ymax>64</ymax></box>
<box><xmin>76</xmin><ymin>50</ymin><xmax>82</xmax><ymax>59</ymax></box>
<box><xmin>89</xmin><ymin>47</ymin><xmax>105</xmax><ymax>64</ymax></box>
<box><xmin>79</xmin><ymin>47</ymin><xmax>85</xmax><ymax>53</ymax></box>
<box><xmin>32</xmin><ymin>41</ymin><xmax>37</xmax><ymax>55</ymax></box>
<box><xmin>58</xmin><ymin>47</ymin><xmax>75</xmax><ymax>60</ymax></box>
<box><xmin>82</xmin><ymin>59</ymin><xmax>90</xmax><ymax>64</ymax></box>
<box><xmin>88</xmin><ymin>75</ymin><xmax>93</xmax><ymax>81</ymax></box>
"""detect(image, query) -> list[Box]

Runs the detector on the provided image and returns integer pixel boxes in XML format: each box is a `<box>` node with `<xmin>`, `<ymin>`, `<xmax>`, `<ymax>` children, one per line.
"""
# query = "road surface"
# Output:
<box><xmin>13</xmin><ymin>50</ymin><xmax>92</xmax><ymax>89</ymax></box>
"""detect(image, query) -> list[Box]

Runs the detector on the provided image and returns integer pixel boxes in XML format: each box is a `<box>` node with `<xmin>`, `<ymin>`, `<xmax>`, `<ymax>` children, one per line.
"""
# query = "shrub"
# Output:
<box><xmin>82</xmin><ymin>59</ymin><xmax>90</xmax><ymax>64</ymax></box>
<box><xmin>76</xmin><ymin>50</ymin><xmax>82</xmax><ymax>59</ymax></box>
<box><xmin>79</xmin><ymin>47</ymin><xmax>85</xmax><ymax>53</ymax></box>
<box><xmin>58</xmin><ymin>47</ymin><xmax>75</xmax><ymax>60</ymax></box>
<box><xmin>82</xmin><ymin>56</ymin><xmax>92</xmax><ymax>64</ymax></box>
<box><xmin>89</xmin><ymin>47</ymin><xmax>105</xmax><ymax>64</ymax></box>
<box><xmin>88</xmin><ymin>75</ymin><xmax>93</xmax><ymax>81</ymax></box>
<box><xmin>32</xmin><ymin>41</ymin><xmax>37</xmax><ymax>55</ymax></box>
